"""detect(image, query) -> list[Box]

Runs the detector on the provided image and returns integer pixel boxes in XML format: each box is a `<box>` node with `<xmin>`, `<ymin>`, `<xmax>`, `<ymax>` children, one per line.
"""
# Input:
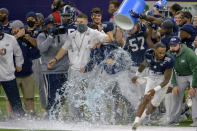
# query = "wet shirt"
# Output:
<box><xmin>123</xmin><ymin>24</ymin><xmax>149</xmax><ymax>66</ymax></box>
<box><xmin>145</xmin><ymin>49</ymin><xmax>175</xmax><ymax>74</ymax></box>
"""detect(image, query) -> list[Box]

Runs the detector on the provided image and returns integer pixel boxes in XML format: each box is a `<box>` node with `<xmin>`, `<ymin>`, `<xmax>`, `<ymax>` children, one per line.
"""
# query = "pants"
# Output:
<box><xmin>32</xmin><ymin>58</ymin><xmax>47</xmax><ymax>109</ymax></box>
<box><xmin>43</xmin><ymin>73</ymin><xmax>67</xmax><ymax>112</ymax></box>
<box><xmin>145</xmin><ymin>75</ymin><xmax>168</xmax><ymax>107</ymax></box>
<box><xmin>169</xmin><ymin>75</ymin><xmax>197</xmax><ymax>122</ymax></box>
<box><xmin>1</xmin><ymin>79</ymin><xmax>24</xmax><ymax>116</ymax></box>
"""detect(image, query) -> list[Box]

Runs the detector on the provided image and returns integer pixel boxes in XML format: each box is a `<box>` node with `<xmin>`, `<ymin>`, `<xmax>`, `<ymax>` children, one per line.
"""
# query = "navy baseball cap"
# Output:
<box><xmin>161</xmin><ymin>19</ymin><xmax>174</xmax><ymax>29</ymax></box>
<box><xmin>169</xmin><ymin>36</ymin><xmax>181</xmax><ymax>45</ymax></box>
<box><xmin>180</xmin><ymin>24</ymin><xmax>195</xmax><ymax>35</ymax></box>
<box><xmin>42</xmin><ymin>17</ymin><xmax>54</xmax><ymax>26</ymax></box>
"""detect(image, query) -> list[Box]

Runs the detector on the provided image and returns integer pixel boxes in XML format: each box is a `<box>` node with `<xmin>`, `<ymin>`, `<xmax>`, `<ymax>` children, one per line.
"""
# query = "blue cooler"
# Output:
<box><xmin>114</xmin><ymin>0</ymin><xmax>146</xmax><ymax>30</ymax></box>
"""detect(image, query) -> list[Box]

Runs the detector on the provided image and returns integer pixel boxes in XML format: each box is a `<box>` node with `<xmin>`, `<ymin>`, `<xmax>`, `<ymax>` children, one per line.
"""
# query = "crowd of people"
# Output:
<box><xmin>0</xmin><ymin>0</ymin><xmax>197</xmax><ymax>129</ymax></box>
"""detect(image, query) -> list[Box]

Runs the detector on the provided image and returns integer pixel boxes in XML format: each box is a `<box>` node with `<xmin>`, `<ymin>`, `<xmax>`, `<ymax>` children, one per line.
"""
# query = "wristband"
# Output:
<box><xmin>135</xmin><ymin>71</ymin><xmax>141</xmax><ymax>76</ymax></box>
<box><xmin>154</xmin><ymin>85</ymin><xmax>161</xmax><ymax>92</ymax></box>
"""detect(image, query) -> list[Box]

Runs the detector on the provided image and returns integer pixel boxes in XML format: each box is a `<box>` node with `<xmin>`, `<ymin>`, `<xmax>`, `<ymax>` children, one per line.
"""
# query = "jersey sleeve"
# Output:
<box><xmin>102</xmin><ymin>22</ymin><xmax>114</xmax><ymax>33</ymax></box>
<box><xmin>164</xmin><ymin>54</ymin><xmax>175</xmax><ymax>69</ymax></box>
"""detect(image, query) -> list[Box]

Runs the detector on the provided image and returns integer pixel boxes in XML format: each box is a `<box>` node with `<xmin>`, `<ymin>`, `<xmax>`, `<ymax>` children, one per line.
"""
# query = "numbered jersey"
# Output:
<box><xmin>123</xmin><ymin>25</ymin><xmax>148</xmax><ymax>66</ymax></box>
<box><xmin>65</xmin><ymin>24</ymin><xmax>77</xmax><ymax>35</ymax></box>
<box><xmin>145</xmin><ymin>49</ymin><xmax>175</xmax><ymax>74</ymax></box>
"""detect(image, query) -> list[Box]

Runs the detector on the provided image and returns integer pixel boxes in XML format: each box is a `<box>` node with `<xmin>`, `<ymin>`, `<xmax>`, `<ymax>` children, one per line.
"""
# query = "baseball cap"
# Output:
<box><xmin>161</xmin><ymin>19</ymin><xmax>174</xmax><ymax>29</ymax></box>
<box><xmin>180</xmin><ymin>24</ymin><xmax>195</xmax><ymax>35</ymax></box>
<box><xmin>25</xmin><ymin>11</ymin><xmax>37</xmax><ymax>20</ymax></box>
<box><xmin>169</xmin><ymin>36</ymin><xmax>181</xmax><ymax>45</ymax></box>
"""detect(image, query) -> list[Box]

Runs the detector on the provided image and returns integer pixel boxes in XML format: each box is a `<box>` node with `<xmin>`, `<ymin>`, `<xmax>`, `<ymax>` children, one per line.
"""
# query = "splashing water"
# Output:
<box><xmin>49</xmin><ymin>48</ymin><xmax>139</xmax><ymax>123</ymax></box>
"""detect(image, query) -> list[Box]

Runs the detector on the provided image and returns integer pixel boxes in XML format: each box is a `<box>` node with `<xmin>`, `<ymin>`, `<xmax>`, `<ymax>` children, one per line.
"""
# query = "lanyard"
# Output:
<box><xmin>73</xmin><ymin>31</ymin><xmax>87</xmax><ymax>56</ymax></box>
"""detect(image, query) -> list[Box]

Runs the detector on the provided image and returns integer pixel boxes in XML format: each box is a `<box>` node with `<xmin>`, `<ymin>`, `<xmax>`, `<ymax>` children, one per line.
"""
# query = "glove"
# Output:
<box><xmin>129</xmin><ymin>10</ymin><xmax>146</xmax><ymax>19</ymax></box>
<box><xmin>48</xmin><ymin>26</ymin><xmax>56</xmax><ymax>38</ymax></box>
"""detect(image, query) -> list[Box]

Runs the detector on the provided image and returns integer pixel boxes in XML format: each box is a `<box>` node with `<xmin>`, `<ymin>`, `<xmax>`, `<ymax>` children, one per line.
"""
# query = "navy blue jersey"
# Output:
<box><xmin>65</xmin><ymin>24</ymin><xmax>77</xmax><ymax>35</ymax></box>
<box><xmin>25</xmin><ymin>27</ymin><xmax>41</xmax><ymax>59</ymax></box>
<box><xmin>101</xmin><ymin>22</ymin><xmax>114</xmax><ymax>33</ymax></box>
<box><xmin>123</xmin><ymin>24</ymin><xmax>149</xmax><ymax>66</ymax></box>
<box><xmin>145</xmin><ymin>49</ymin><xmax>175</xmax><ymax>74</ymax></box>
<box><xmin>84</xmin><ymin>44</ymin><xmax>118</xmax><ymax>72</ymax></box>
<box><xmin>88</xmin><ymin>21</ymin><xmax>114</xmax><ymax>33</ymax></box>
<box><xmin>161</xmin><ymin>32</ymin><xmax>177</xmax><ymax>50</ymax></box>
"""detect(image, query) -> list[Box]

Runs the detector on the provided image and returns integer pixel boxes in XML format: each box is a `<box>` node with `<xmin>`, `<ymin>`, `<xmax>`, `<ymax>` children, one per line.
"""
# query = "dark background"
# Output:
<box><xmin>0</xmin><ymin>0</ymin><xmax>195</xmax><ymax>22</ymax></box>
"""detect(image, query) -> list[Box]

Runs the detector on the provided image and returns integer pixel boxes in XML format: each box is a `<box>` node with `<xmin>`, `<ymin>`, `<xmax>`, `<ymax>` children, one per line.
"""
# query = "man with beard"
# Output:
<box><xmin>168</xmin><ymin>36</ymin><xmax>197</xmax><ymax>126</ymax></box>
<box><xmin>0</xmin><ymin>8</ymin><xmax>11</xmax><ymax>34</ymax></box>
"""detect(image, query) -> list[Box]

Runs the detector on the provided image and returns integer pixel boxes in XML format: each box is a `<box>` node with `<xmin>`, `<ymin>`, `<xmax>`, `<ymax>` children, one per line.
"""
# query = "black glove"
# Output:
<box><xmin>129</xmin><ymin>10</ymin><xmax>146</xmax><ymax>19</ymax></box>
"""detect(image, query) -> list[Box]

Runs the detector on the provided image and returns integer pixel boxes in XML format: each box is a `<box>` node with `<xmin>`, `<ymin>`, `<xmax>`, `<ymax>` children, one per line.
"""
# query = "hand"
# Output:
<box><xmin>189</xmin><ymin>88</ymin><xmax>196</xmax><ymax>99</ymax></box>
<box><xmin>173</xmin><ymin>86</ymin><xmax>179</xmax><ymax>96</ymax></box>
<box><xmin>80</xmin><ymin>67</ymin><xmax>85</xmax><ymax>73</ymax></box>
<box><xmin>24</xmin><ymin>34</ymin><xmax>31</xmax><ymax>41</ymax></box>
<box><xmin>48</xmin><ymin>58</ymin><xmax>56</xmax><ymax>68</ymax></box>
<box><xmin>16</xmin><ymin>66</ymin><xmax>22</xmax><ymax>72</ymax></box>
<box><xmin>48</xmin><ymin>26</ymin><xmax>56</xmax><ymax>37</ymax></box>
<box><xmin>0</xmin><ymin>48</ymin><xmax>6</xmax><ymax>56</ymax></box>
<box><xmin>166</xmin><ymin>86</ymin><xmax>173</xmax><ymax>94</ymax></box>
<box><xmin>129</xmin><ymin>10</ymin><xmax>146</xmax><ymax>19</ymax></box>
<box><xmin>15</xmin><ymin>28</ymin><xmax>25</xmax><ymax>39</ymax></box>
<box><xmin>131</xmin><ymin>76</ymin><xmax>137</xmax><ymax>84</ymax></box>
<box><xmin>147</xmin><ymin>89</ymin><xmax>155</xmax><ymax>97</ymax></box>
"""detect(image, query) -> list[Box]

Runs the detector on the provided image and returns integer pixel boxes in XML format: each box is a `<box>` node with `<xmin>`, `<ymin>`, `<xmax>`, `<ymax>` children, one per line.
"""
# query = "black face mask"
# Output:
<box><xmin>27</xmin><ymin>21</ymin><xmax>35</xmax><ymax>28</ymax></box>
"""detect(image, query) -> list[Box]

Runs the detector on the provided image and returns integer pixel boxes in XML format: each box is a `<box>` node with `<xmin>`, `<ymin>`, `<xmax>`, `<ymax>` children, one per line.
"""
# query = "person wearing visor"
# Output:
<box><xmin>168</xmin><ymin>36</ymin><xmax>197</xmax><ymax>126</ymax></box>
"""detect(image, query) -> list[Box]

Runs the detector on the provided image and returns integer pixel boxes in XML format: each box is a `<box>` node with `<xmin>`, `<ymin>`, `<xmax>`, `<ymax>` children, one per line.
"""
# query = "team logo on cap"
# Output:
<box><xmin>171</xmin><ymin>37</ymin><xmax>177</xmax><ymax>42</ymax></box>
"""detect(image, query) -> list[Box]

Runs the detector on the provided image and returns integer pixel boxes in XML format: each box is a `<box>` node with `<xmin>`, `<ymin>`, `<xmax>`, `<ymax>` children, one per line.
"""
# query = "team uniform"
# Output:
<box><xmin>123</xmin><ymin>24</ymin><xmax>149</xmax><ymax>101</ymax></box>
<box><xmin>143</xmin><ymin>49</ymin><xmax>174</xmax><ymax>107</ymax></box>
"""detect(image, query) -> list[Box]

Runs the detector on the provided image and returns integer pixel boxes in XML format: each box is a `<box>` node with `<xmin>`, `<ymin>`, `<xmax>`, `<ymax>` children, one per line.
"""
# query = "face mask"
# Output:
<box><xmin>27</xmin><ymin>21</ymin><xmax>35</xmax><ymax>28</ymax></box>
<box><xmin>77</xmin><ymin>24</ymin><xmax>88</xmax><ymax>33</ymax></box>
